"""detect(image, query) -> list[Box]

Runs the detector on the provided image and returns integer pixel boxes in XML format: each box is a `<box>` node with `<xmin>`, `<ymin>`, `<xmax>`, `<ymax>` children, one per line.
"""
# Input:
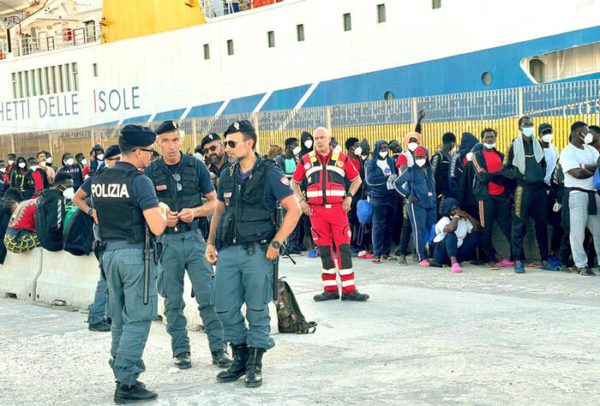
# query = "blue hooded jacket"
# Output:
<box><xmin>393</xmin><ymin>150</ymin><xmax>436</xmax><ymax>209</ymax></box>
<box><xmin>448</xmin><ymin>132</ymin><xmax>479</xmax><ymax>198</ymax></box>
<box><xmin>365</xmin><ymin>140</ymin><xmax>398</xmax><ymax>200</ymax></box>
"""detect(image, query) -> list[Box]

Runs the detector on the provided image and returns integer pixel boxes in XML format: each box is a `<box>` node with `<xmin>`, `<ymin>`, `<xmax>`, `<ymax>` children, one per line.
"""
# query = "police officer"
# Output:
<box><xmin>92</xmin><ymin>125</ymin><xmax>168</xmax><ymax>403</ymax></box>
<box><xmin>200</xmin><ymin>133</ymin><xmax>229</xmax><ymax>187</ymax></box>
<box><xmin>205</xmin><ymin>120</ymin><xmax>301</xmax><ymax>388</ymax></box>
<box><xmin>144</xmin><ymin>120</ymin><xmax>232</xmax><ymax>369</ymax></box>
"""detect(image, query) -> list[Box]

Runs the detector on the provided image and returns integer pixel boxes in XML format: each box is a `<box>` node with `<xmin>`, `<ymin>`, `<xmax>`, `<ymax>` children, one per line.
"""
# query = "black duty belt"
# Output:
<box><xmin>104</xmin><ymin>241</ymin><xmax>144</xmax><ymax>251</ymax></box>
<box><xmin>164</xmin><ymin>220</ymin><xmax>201</xmax><ymax>235</ymax></box>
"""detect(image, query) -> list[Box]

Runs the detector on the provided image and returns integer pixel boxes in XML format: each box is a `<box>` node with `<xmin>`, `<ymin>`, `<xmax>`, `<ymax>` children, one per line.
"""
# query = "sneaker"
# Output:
<box><xmin>313</xmin><ymin>291</ymin><xmax>340</xmax><ymax>302</ymax></box>
<box><xmin>307</xmin><ymin>249</ymin><xmax>318</xmax><ymax>258</ymax></box>
<box><xmin>418</xmin><ymin>259</ymin><xmax>430</xmax><ymax>267</ymax></box>
<box><xmin>450</xmin><ymin>263</ymin><xmax>463</xmax><ymax>273</ymax></box>
<box><xmin>577</xmin><ymin>267</ymin><xmax>596</xmax><ymax>276</ymax></box>
<box><xmin>88</xmin><ymin>320</ymin><xmax>111</xmax><ymax>332</ymax></box>
<box><xmin>514</xmin><ymin>263</ymin><xmax>525</xmax><ymax>274</ymax></box>
<box><xmin>398</xmin><ymin>255</ymin><xmax>407</xmax><ymax>265</ymax></box>
<box><xmin>358</xmin><ymin>251</ymin><xmax>374</xmax><ymax>259</ymax></box>
<box><xmin>372</xmin><ymin>256</ymin><xmax>382</xmax><ymax>264</ymax></box>
<box><xmin>495</xmin><ymin>259</ymin><xmax>515</xmax><ymax>268</ymax></box>
<box><xmin>541</xmin><ymin>261</ymin><xmax>561</xmax><ymax>271</ymax></box>
<box><xmin>341</xmin><ymin>291</ymin><xmax>369</xmax><ymax>301</ymax></box>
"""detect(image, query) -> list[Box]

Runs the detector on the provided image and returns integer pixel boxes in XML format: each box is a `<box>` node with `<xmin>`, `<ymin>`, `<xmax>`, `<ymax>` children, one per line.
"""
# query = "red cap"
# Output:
<box><xmin>395</xmin><ymin>154</ymin><xmax>408</xmax><ymax>167</ymax></box>
<box><xmin>414</xmin><ymin>147</ymin><xmax>427</xmax><ymax>156</ymax></box>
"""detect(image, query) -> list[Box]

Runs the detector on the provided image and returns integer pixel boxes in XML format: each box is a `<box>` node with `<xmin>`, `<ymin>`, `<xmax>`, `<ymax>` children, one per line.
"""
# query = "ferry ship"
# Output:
<box><xmin>0</xmin><ymin>0</ymin><xmax>600</xmax><ymax>136</ymax></box>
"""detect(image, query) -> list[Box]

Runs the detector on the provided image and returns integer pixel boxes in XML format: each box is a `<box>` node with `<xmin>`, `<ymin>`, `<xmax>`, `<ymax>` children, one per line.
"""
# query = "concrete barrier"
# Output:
<box><xmin>35</xmin><ymin>251</ymin><xmax>99</xmax><ymax>309</ymax></box>
<box><xmin>0</xmin><ymin>248</ymin><xmax>43</xmax><ymax>301</ymax></box>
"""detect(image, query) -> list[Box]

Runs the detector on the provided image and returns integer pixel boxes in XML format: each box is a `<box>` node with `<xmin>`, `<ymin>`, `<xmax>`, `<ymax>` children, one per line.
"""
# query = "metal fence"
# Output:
<box><xmin>3</xmin><ymin>78</ymin><xmax>600</xmax><ymax>161</ymax></box>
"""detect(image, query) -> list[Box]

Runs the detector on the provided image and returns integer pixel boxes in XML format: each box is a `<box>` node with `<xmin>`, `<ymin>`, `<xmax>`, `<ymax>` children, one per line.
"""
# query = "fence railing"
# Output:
<box><xmin>8</xmin><ymin>24</ymin><xmax>101</xmax><ymax>58</ymax></box>
<box><xmin>3</xmin><ymin>78</ymin><xmax>600</xmax><ymax>163</ymax></box>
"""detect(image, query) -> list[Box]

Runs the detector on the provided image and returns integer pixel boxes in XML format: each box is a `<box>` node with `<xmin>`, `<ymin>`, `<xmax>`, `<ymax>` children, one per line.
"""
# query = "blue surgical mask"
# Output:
<box><xmin>522</xmin><ymin>127</ymin><xmax>534</xmax><ymax>137</ymax></box>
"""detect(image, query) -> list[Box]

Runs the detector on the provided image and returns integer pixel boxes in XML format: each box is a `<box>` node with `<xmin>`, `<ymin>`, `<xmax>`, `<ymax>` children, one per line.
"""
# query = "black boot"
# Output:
<box><xmin>174</xmin><ymin>352</ymin><xmax>191</xmax><ymax>369</ymax></box>
<box><xmin>114</xmin><ymin>381</ymin><xmax>157</xmax><ymax>404</ymax></box>
<box><xmin>216</xmin><ymin>343</ymin><xmax>249</xmax><ymax>383</ymax></box>
<box><xmin>245</xmin><ymin>348</ymin><xmax>265</xmax><ymax>388</ymax></box>
<box><xmin>212</xmin><ymin>349</ymin><xmax>234</xmax><ymax>368</ymax></box>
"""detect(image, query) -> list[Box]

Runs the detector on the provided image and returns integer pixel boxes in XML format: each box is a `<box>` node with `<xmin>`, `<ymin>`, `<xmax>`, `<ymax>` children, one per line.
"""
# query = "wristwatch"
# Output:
<box><xmin>345</xmin><ymin>192</ymin><xmax>353</xmax><ymax>198</ymax></box>
<box><xmin>270</xmin><ymin>240</ymin><xmax>281</xmax><ymax>249</ymax></box>
<box><xmin>86</xmin><ymin>207</ymin><xmax>93</xmax><ymax>216</ymax></box>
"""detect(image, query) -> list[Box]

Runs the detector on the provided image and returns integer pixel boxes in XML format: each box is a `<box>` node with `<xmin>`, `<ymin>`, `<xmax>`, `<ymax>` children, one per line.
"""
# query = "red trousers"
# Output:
<box><xmin>309</xmin><ymin>204</ymin><xmax>356</xmax><ymax>294</ymax></box>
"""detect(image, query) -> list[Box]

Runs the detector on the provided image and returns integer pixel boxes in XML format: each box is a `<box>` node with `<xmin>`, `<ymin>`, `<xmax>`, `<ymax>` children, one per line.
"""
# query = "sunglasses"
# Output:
<box><xmin>173</xmin><ymin>173</ymin><xmax>183</xmax><ymax>192</ymax></box>
<box><xmin>203</xmin><ymin>145</ymin><xmax>218</xmax><ymax>154</ymax></box>
<box><xmin>225</xmin><ymin>140</ymin><xmax>244</xmax><ymax>149</ymax></box>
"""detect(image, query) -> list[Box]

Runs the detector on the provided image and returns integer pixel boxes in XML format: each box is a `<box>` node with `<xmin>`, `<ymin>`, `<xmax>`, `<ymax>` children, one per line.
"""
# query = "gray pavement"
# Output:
<box><xmin>1</xmin><ymin>256</ymin><xmax>600</xmax><ymax>405</ymax></box>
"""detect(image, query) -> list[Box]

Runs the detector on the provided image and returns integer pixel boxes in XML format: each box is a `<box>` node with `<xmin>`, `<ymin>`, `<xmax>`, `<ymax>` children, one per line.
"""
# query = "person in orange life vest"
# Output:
<box><xmin>291</xmin><ymin>127</ymin><xmax>369</xmax><ymax>302</ymax></box>
<box><xmin>27</xmin><ymin>156</ymin><xmax>49</xmax><ymax>195</ymax></box>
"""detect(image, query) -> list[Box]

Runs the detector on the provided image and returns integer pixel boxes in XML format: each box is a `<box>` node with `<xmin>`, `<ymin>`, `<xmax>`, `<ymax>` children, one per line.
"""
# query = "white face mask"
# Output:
<box><xmin>415</xmin><ymin>158</ymin><xmax>427</xmax><ymax>167</ymax></box>
<box><xmin>379</xmin><ymin>151</ymin><xmax>388</xmax><ymax>159</ymax></box>
<box><xmin>30</xmin><ymin>165</ymin><xmax>38</xmax><ymax>171</ymax></box>
<box><xmin>304</xmin><ymin>140</ymin><xmax>313</xmax><ymax>149</ymax></box>
<box><xmin>483</xmin><ymin>142</ymin><xmax>495</xmax><ymax>150</ymax></box>
<box><xmin>62</xmin><ymin>187</ymin><xmax>75</xmax><ymax>200</ymax></box>
<box><xmin>81</xmin><ymin>159</ymin><xmax>88</xmax><ymax>165</ymax></box>
<box><xmin>65</xmin><ymin>158</ymin><xmax>74</xmax><ymax>166</ymax></box>
<box><xmin>0</xmin><ymin>168</ymin><xmax>6</xmax><ymax>173</ymax></box>
<box><xmin>360</xmin><ymin>154</ymin><xmax>368</xmax><ymax>160</ymax></box>
<box><xmin>18</xmin><ymin>162</ymin><xmax>26</xmax><ymax>169</ymax></box>
<box><xmin>8</xmin><ymin>160</ymin><xmax>14</xmax><ymax>165</ymax></box>
<box><xmin>40</xmin><ymin>161</ymin><xmax>47</xmax><ymax>167</ymax></box>
<box><xmin>541</xmin><ymin>133</ymin><xmax>553</xmax><ymax>143</ymax></box>
<box><xmin>466</xmin><ymin>152</ymin><xmax>474</xmax><ymax>162</ymax></box>
<box><xmin>46</xmin><ymin>157</ymin><xmax>53</xmax><ymax>164</ymax></box>
<box><xmin>584</xmin><ymin>133</ymin><xmax>594</xmax><ymax>144</ymax></box>
<box><xmin>521</xmin><ymin>127</ymin><xmax>534</xmax><ymax>137</ymax></box>
<box><xmin>292</xmin><ymin>146</ymin><xmax>301</xmax><ymax>156</ymax></box>
<box><xmin>353</xmin><ymin>146</ymin><xmax>363</xmax><ymax>156</ymax></box>
<box><xmin>96</xmin><ymin>154</ymin><xmax>104</xmax><ymax>161</ymax></box>
<box><xmin>408</xmin><ymin>142</ymin><xmax>419</xmax><ymax>152</ymax></box>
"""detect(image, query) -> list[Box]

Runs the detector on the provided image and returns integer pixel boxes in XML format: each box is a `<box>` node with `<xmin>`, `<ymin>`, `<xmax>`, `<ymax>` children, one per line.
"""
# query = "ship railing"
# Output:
<box><xmin>200</xmin><ymin>0</ymin><xmax>283</xmax><ymax>18</ymax></box>
<box><xmin>8</xmin><ymin>23</ymin><xmax>101</xmax><ymax>58</ymax></box>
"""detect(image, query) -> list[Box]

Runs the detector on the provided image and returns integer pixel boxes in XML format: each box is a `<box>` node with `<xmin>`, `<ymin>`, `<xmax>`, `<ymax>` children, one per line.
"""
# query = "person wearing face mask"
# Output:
<box><xmin>3</xmin><ymin>189</ymin><xmax>41</xmax><ymax>254</ymax></box>
<box><xmin>299</xmin><ymin>131</ymin><xmax>314</xmax><ymax>158</ymax></box>
<box><xmin>6</xmin><ymin>153</ymin><xmax>16</xmax><ymax>178</ymax></box>
<box><xmin>58</xmin><ymin>152</ymin><xmax>84</xmax><ymax>190</ymax></box>
<box><xmin>472</xmin><ymin>128</ymin><xmax>514</xmax><ymax>268</ymax></box>
<box><xmin>354</xmin><ymin>138</ymin><xmax>374</xmax><ymax>258</ymax></box>
<box><xmin>86</xmin><ymin>144</ymin><xmax>105</xmax><ymax>177</ymax></box>
<box><xmin>34</xmin><ymin>173</ymin><xmax>74</xmax><ymax>252</ymax></box>
<box><xmin>448</xmin><ymin>132</ymin><xmax>479</xmax><ymax>199</ymax></box>
<box><xmin>431</xmin><ymin>132</ymin><xmax>456</xmax><ymax>215</ymax></box>
<box><xmin>394</xmin><ymin>146</ymin><xmax>437</xmax><ymax>266</ymax></box>
<box><xmin>538</xmin><ymin>123</ymin><xmax>562</xmax><ymax>267</ymax></box>
<box><xmin>37</xmin><ymin>151</ymin><xmax>55</xmax><ymax>186</ymax></box>
<box><xmin>505</xmin><ymin>115</ymin><xmax>549</xmax><ymax>274</ymax></box>
<box><xmin>10</xmin><ymin>157</ymin><xmax>36</xmax><ymax>199</ymax></box>
<box><xmin>345</xmin><ymin>137</ymin><xmax>369</xmax><ymax>256</ymax></box>
<box><xmin>559</xmin><ymin>121</ymin><xmax>600</xmax><ymax>276</ymax></box>
<box><xmin>297</xmin><ymin>130</ymin><xmax>317</xmax><ymax>257</ymax></box>
<box><xmin>365</xmin><ymin>141</ymin><xmax>398</xmax><ymax>263</ymax></box>
<box><xmin>276</xmin><ymin>137</ymin><xmax>305</xmax><ymax>255</ymax></box>
<box><xmin>28</xmin><ymin>156</ymin><xmax>49</xmax><ymax>194</ymax></box>
<box><xmin>72</xmin><ymin>144</ymin><xmax>121</xmax><ymax>333</ymax></box>
<box><xmin>0</xmin><ymin>160</ymin><xmax>9</xmax><ymax>197</ymax></box>
<box><xmin>44</xmin><ymin>151</ymin><xmax>58</xmax><ymax>171</ymax></box>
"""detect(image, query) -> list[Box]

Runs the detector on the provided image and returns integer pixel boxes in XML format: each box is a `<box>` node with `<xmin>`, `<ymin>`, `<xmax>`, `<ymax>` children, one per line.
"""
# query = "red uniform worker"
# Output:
<box><xmin>292</xmin><ymin>127</ymin><xmax>369</xmax><ymax>302</ymax></box>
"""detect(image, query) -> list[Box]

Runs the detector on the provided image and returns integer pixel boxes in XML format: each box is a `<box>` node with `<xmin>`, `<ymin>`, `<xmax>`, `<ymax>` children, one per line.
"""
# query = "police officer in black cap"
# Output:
<box><xmin>205</xmin><ymin>120</ymin><xmax>301</xmax><ymax>388</ymax></box>
<box><xmin>92</xmin><ymin>124</ymin><xmax>168</xmax><ymax>403</ymax></box>
<box><xmin>144</xmin><ymin>120</ymin><xmax>232</xmax><ymax>369</ymax></box>
<box><xmin>200</xmin><ymin>133</ymin><xmax>229</xmax><ymax>187</ymax></box>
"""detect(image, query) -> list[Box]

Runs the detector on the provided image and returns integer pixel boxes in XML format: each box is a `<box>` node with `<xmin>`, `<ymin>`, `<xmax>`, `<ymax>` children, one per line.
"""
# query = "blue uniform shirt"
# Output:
<box><xmin>217</xmin><ymin>157</ymin><xmax>293</xmax><ymax>209</ymax></box>
<box><xmin>144</xmin><ymin>155</ymin><xmax>215</xmax><ymax>196</ymax></box>
<box><xmin>115</xmin><ymin>162</ymin><xmax>159</xmax><ymax>210</ymax></box>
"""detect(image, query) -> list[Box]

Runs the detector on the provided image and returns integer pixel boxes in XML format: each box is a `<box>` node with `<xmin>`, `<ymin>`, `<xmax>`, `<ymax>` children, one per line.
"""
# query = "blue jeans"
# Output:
<box><xmin>433</xmin><ymin>232</ymin><xmax>479</xmax><ymax>265</ymax></box>
<box><xmin>371</xmin><ymin>200</ymin><xmax>396</xmax><ymax>256</ymax></box>
<box><xmin>87</xmin><ymin>268</ymin><xmax>108</xmax><ymax>325</ymax></box>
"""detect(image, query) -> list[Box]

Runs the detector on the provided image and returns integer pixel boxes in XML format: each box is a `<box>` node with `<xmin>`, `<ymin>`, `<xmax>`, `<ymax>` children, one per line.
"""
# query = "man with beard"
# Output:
<box><xmin>201</xmin><ymin>133</ymin><xmax>229</xmax><ymax>188</ymax></box>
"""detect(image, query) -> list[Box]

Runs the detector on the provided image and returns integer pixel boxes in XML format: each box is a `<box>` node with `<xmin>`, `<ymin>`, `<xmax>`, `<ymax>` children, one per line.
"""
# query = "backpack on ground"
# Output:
<box><xmin>63</xmin><ymin>206</ymin><xmax>94</xmax><ymax>256</ymax></box>
<box><xmin>275</xmin><ymin>278</ymin><xmax>317</xmax><ymax>334</ymax></box>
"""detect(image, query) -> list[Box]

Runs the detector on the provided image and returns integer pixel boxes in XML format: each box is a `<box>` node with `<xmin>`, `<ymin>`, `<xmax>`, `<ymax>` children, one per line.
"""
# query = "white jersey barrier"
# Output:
<box><xmin>0</xmin><ymin>248</ymin><xmax>43</xmax><ymax>301</ymax></box>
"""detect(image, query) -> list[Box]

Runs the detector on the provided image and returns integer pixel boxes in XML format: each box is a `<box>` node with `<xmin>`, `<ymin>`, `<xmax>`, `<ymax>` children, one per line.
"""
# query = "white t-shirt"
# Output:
<box><xmin>433</xmin><ymin>216</ymin><xmax>473</xmax><ymax>248</ymax></box>
<box><xmin>543</xmin><ymin>145</ymin><xmax>558</xmax><ymax>186</ymax></box>
<box><xmin>376</xmin><ymin>159</ymin><xmax>391</xmax><ymax>176</ymax></box>
<box><xmin>560</xmin><ymin>144</ymin><xmax>599</xmax><ymax>190</ymax></box>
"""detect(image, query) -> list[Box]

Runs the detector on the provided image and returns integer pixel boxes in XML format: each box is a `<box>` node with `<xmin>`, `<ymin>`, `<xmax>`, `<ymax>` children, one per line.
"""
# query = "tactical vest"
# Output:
<box><xmin>301</xmin><ymin>149</ymin><xmax>347</xmax><ymax>205</ymax></box>
<box><xmin>219</xmin><ymin>158</ymin><xmax>276</xmax><ymax>245</ymax></box>
<box><xmin>91</xmin><ymin>166</ymin><xmax>145</xmax><ymax>243</ymax></box>
<box><xmin>148</xmin><ymin>154</ymin><xmax>203</xmax><ymax>212</ymax></box>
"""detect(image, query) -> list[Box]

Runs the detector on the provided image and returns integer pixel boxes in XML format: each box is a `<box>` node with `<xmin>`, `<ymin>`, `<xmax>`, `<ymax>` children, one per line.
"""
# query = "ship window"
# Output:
<box><xmin>267</xmin><ymin>31</ymin><xmax>275</xmax><ymax>48</ymax></box>
<box><xmin>11</xmin><ymin>73</ymin><xmax>17</xmax><ymax>98</ymax></box>
<box><xmin>377</xmin><ymin>4</ymin><xmax>386</xmax><ymax>23</ymax></box>
<box><xmin>384</xmin><ymin>91</ymin><xmax>394</xmax><ymax>101</ymax></box>
<box><xmin>522</xmin><ymin>41</ymin><xmax>600</xmax><ymax>83</ymax></box>
<box><xmin>65</xmin><ymin>63</ymin><xmax>71</xmax><ymax>92</ymax></box>
<box><xmin>24</xmin><ymin>70</ymin><xmax>30</xmax><ymax>97</ymax></box>
<box><xmin>37</xmin><ymin>68</ymin><xmax>44</xmax><ymax>95</ymax></box>
<box><xmin>31</xmin><ymin>69</ymin><xmax>37</xmax><ymax>96</ymax></box>
<box><xmin>203</xmin><ymin>44</ymin><xmax>210</xmax><ymax>60</ymax></box>
<box><xmin>17</xmin><ymin>72</ymin><xmax>23</xmax><ymax>98</ymax></box>
<box><xmin>50</xmin><ymin>66</ymin><xmax>56</xmax><ymax>93</ymax></box>
<box><xmin>93</xmin><ymin>63</ymin><xmax>98</xmax><ymax>77</ymax></box>
<box><xmin>297</xmin><ymin>24</ymin><xmax>305</xmax><ymax>42</ymax></box>
<box><xmin>72</xmin><ymin>63</ymin><xmax>79</xmax><ymax>91</ymax></box>
<box><xmin>481</xmin><ymin>72</ymin><xmax>492</xmax><ymax>86</ymax></box>
<box><xmin>227</xmin><ymin>39</ymin><xmax>234</xmax><ymax>56</ymax></box>
<box><xmin>432</xmin><ymin>0</ymin><xmax>441</xmax><ymax>9</ymax></box>
<box><xmin>44</xmin><ymin>67</ymin><xmax>50</xmax><ymax>94</ymax></box>
<box><xmin>343</xmin><ymin>13</ymin><xmax>352</xmax><ymax>31</ymax></box>
<box><xmin>58</xmin><ymin>65</ymin><xmax>64</xmax><ymax>93</ymax></box>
